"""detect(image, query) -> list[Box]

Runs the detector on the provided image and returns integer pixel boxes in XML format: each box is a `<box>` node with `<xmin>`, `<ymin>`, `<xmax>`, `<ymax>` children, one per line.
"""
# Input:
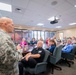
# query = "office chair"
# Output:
<box><xmin>24</xmin><ymin>49</ymin><xmax>50</xmax><ymax>75</ymax></box>
<box><xmin>49</xmin><ymin>45</ymin><xmax>63</xmax><ymax>74</ymax></box>
<box><xmin>61</xmin><ymin>44</ymin><xmax>76</xmax><ymax>67</ymax></box>
<box><xmin>73</xmin><ymin>44</ymin><xmax>76</xmax><ymax>59</ymax></box>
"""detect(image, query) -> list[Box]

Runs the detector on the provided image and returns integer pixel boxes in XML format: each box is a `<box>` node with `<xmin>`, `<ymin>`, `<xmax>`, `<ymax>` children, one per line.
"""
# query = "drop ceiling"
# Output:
<box><xmin>0</xmin><ymin>0</ymin><xmax>76</xmax><ymax>31</ymax></box>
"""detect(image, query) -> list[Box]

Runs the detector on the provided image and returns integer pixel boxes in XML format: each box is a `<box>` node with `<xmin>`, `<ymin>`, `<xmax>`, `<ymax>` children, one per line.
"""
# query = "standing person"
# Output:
<box><xmin>0</xmin><ymin>17</ymin><xmax>22</xmax><ymax>75</ymax></box>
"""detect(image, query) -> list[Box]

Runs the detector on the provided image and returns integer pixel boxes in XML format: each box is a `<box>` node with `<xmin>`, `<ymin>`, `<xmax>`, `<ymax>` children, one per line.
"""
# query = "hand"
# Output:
<box><xmin>23</xmin><ymin>53</ymin><xmax>31</xmax><ymax>61</ymax></box>
<box><xmin>22</xmin><ymin>57</ymin><xmax>25</xmax><ymax>59</ymax></box>
<box><xmin>25</xmin><ymin>53</ymin><xmax>31</xmax><ymax>57</ymax></box>
<box><xmin>16</xmin><ymin>44</ymin><xmax>21</xmax><ymax>50</ymax></box>
<box><xmin>25</xmin><ymin>54</ymin><xmax>31</xmax><ymax>61</ymax></box>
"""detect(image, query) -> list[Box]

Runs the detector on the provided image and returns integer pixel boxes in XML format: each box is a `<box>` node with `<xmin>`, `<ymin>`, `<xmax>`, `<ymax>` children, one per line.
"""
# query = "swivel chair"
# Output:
<box><xmin>49</xmin><ymin>45</ymin><xmax>63</xmax><ymax>74</ymax></box>
<box><xmin>24</xmin><ymin>49</ymin><xmax>50</xmax><ymax>75</ymax></box>
<box><xmin>61</xmin><ymin>44</ymin><xmax>76</xmax><ymax>67</ymax></box>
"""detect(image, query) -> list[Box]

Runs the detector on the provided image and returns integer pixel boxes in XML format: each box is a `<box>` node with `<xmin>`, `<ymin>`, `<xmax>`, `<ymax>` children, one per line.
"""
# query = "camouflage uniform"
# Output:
<box><xmin>0</xmin><ymin>29</ymin><xmax>22</xmax><ymax>75</ymax></box>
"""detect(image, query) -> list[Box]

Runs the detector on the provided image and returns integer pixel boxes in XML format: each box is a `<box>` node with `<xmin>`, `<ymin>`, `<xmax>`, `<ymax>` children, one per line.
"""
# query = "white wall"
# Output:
<box><xmin>56</xmin><ymin>28</ymin><xmax>76</xmax><ymax>39</ymax></box>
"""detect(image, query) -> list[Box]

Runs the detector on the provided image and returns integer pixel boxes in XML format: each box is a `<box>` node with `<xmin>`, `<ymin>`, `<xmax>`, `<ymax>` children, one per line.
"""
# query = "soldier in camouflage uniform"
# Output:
<box><xmin>0</xmin><ymin>17</ymin><xmax>22</xmax><ymax>75</ymax></box>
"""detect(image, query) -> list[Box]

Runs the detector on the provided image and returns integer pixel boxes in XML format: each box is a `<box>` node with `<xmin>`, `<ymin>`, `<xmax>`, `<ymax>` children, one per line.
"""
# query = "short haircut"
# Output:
<box><xmin>0</xmin><ymin>17</ymin><xmax>12</xmax><ymax>24</ymax></box>
<box><xmin>49</xmin><ymin>39</ymin><xmax>56</xmax><ymax>45</ymax></box>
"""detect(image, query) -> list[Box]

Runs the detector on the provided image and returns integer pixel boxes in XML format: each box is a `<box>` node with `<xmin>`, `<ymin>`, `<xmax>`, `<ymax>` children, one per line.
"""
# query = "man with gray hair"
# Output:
<box><xmin>62</xmin><ymin>38</ymin><xmax>73</xmax><ymax>53</ymax></box>
<box><xmin>0</xmin><ymin>17</ymin><xmax>22</xmax><ymax>75</ymax></box>
<box><xmin>18</xmin><ymin>41</ymin><xmax>45</xmax><ymax>75</ymax></box>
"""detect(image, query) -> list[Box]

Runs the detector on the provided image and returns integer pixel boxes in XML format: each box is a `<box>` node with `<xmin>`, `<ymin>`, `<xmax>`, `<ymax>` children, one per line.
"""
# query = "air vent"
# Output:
<box><xmin>15</xmin><ymin>8</ymin><xmax>22</xmax><ymax>12</ymax></box>
<box><xmin>13</xmin><ymin>6</ymin><xmax>25</xmax><ymax>14</ymax></box>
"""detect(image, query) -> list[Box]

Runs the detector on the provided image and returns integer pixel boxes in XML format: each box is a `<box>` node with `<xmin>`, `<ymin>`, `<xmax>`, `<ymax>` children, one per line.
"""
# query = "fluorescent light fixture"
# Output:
<box><xmin>74</xmin><ymin>5</ymin><xmax>76</xmax><ymax>7</ymax></box>
<box><xmin>69</xmin><ymin>23</ymin><xmax>76</xmax><ymax>25</ymax></box>
<box><xmin>37</xmin><ymin>23</ymin><xmax>44</xmax><ymax>26</ymax></box>
<box><xmin>56</xmin><ymin>26</ymin><xmax>61</xmax><ymax>28</ymax></box>
<box><xmin>0</xmin><ymin>2</ymin><xmax>12</xmax><ymax>12</ymax></box>
<box><xmin>48</xmin><ymin>16</ymin><xmax>59</xmax><ymax>21</ymax></box>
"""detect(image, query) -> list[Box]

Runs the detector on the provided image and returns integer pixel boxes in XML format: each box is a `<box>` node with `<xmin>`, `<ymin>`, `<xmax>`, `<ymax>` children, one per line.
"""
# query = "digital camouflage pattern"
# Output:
<box><xmin>0</xmin><ymin>29</ymin><xmax>22</xmax><ymax>75</ymax></box>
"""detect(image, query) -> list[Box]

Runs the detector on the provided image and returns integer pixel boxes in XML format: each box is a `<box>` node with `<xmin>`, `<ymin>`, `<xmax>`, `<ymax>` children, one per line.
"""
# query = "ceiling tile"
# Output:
<box><xmin>45</xmin><ymin>0</ymin><xmax>73</xmax><ymax>13</ymax></box>
<box><xmin>0</xmin><ymin>10</ymin><xmax>12</xmax><ymax>18</ymax></box>
<box><xmin>0</xmin><ymin>0</ymin><xmax>12</xmax><ymax>4</ymax></box>
<box><xmin>0</xmin><ymin>0</ymin><xmax>76</xmax><ymax>29</ymax></box>
<box><xmin>66</xmin><ymin>0</ymin><xmax>76</xmax><ymax>6</ymax></box>
<box><xmin>12</xmin><ymin>0</ymin><xmax>29</xmax><ymax>8</ymax></box>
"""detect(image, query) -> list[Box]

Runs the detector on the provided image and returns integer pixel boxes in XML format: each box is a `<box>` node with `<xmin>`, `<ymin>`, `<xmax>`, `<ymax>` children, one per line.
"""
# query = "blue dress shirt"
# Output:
<box><xmin>62</xmin><ymin>44</ymin><xmax>73</xmax><ymax>53</ymax></box>
<box><xmin>48</xmin><ymin>45</ymin><xmax>56</xmax><ymax>53</ymax></box>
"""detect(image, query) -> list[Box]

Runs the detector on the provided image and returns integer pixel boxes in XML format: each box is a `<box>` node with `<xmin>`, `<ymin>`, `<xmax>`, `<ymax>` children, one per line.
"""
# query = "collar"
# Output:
<box><xmin>0</xmin><ymin>29</ymin><xmax>7</xmax><ymax>34</ymax></box>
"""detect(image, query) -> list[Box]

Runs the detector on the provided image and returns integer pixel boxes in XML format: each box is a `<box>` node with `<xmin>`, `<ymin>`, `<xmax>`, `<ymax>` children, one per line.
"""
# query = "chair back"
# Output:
<box><xmin>61</xmin><ymin>44</ymin><xmax>76</xmax><ymax>60</ymax></box>
<box><xmin>71</xmin><ymin>44</ymin><xmax>76</xmax><ymax>54</ymax></box>
<box><xmin>43</xmin><ymin>49</ymin><xmax>50</xmax><ymax>62</ymax></box>
<box><xmin>53</xmin><ymin>45</ymin><xmax>63</xmax><ymax>63</ymax></box>
<box><xmin>25</xmin><ymin>49</ymin><xmax>50</xmax><ymax>74</ymax></box>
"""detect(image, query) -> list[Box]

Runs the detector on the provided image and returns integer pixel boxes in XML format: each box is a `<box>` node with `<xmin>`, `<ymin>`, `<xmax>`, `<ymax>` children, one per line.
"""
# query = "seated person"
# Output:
<box><xmin>72</xmin><ymin>36</ymin><xmax>76</xmax><ymax>44</ymax></box>
<box><xmin>30</xmin><ymin>38</ymin><xmax>37</xmax><ymax>45</ymax></box>
<box><xmin>56</xmin><ymin>39</ymin><xmax>63</xmax><ymax>46</ymax></box>
<box><xmin>39</xmin><ymin>37</ymin><xmax>44</xmax><ymax>41</ymax></box>
<box><xmin>47</xmin><ymin>39</ymin><xmax>56</xmax><ymax>54</ymax></box>
<box><xmin>62</xmin><ymin>39</ymin><xmax>73</xmax><ymax>53</ymax></box>
<box><xmin>20</xmin><ymin>38</ymin><xmax>28</xmax><ymax>48</ymax></box>
<box><xmin>62</xmin><ymin>36</ymin><xmax>67</xmax><ymax>45</ymax></box>
<box><xmin>18</xmin><ymin>41</ymin><xmax>45</xmax><ymax>75</ymax></box>
<box><xmin>46</xmin><ymin>37</ymin><xmax>50</xmax><ymax>45</ymax></box>
<box><xmin>27</xmin><ymin>37</ymin><xmax>31</xmax><ymax>45</ymax></box>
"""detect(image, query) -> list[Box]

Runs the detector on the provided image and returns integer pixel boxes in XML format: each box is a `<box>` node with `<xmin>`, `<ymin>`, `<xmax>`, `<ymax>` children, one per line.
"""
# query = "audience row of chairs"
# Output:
<box><xmin>23</xmin><ymin>44</ymin><xmax>76</xmax><ymax>75</ymax></box>
<box><xmin>62</xmin><ymin>44</ymin><xmax>76</xmax><ymax>67</ymax></box>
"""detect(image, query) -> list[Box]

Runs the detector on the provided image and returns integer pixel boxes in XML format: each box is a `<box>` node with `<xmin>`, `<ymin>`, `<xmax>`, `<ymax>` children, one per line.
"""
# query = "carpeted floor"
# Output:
<box><xmin>42</xmin><ymin>59</ymin><xmax>76</xmax><ymax>75</ymax></box>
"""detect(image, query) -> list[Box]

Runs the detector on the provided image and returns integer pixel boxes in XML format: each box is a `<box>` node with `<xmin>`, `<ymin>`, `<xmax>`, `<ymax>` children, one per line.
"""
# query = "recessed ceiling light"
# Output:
<box><xmin>37</xmin><ymin>23</ymin><xmax>44</xmax><ymax>26</ymax></box>
<box><xmin>69</xmin><ymin>23</ymin><xmax>76</xmax><ymax>25</ymax></box>
<box><xmin>0</xmin><ymin>2</ymin><xmax>12</xmax><ymax>12</ymax></box>
<box><xmin>56</xmin><ymin>26</ymin><xmax>61</xmax><ymax>28</ymax></box>
<box><xmin>48</xmin><ymin>16</ymin><xmax>59</xmax><ymax>21</ymax></box>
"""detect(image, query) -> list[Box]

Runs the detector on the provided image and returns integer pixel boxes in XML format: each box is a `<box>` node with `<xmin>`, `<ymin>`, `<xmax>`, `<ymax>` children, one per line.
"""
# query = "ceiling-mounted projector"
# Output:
<box><xmin>49</xmin><ymin>16</ymin><xmax>60</xmax><ymax>24</ymax></box>
<box><xmin>50</xmin><ymin>19</ymin><xmax>58</xmax><ymax>24</ymax></box>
